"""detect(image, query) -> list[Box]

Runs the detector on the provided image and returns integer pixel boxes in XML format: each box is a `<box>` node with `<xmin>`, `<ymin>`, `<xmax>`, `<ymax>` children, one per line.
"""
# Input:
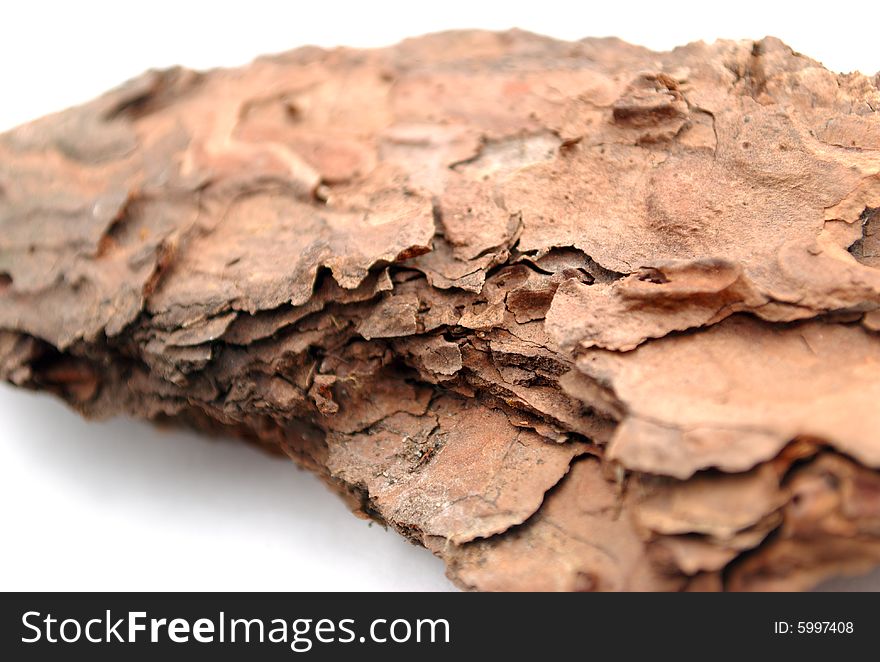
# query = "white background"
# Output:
<box><xmin>1</xmin><ymin>0</ymin><xmax>879</xmax><ymax>591</ymax></box>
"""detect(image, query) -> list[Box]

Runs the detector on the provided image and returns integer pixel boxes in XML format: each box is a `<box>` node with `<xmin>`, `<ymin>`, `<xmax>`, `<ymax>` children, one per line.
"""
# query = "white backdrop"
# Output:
<box><xmin>1</xmin><ymin>0</ymin><xmax>879</xmax><ymax>591</ymax></box>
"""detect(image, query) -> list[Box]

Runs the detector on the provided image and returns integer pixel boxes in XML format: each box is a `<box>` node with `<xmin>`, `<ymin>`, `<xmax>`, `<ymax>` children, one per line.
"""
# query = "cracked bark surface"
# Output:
<box><xmin>2</xmin><ymin>30</ymin><xmax>880</xmax><ymax>591</ymax></box>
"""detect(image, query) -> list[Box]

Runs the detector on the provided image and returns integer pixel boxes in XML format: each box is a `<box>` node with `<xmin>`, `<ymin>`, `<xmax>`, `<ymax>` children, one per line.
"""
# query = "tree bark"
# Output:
<box><xmin>2</xmin><ymin>30</ymin><xmax>880</xmax><ymax>590</ymax></box>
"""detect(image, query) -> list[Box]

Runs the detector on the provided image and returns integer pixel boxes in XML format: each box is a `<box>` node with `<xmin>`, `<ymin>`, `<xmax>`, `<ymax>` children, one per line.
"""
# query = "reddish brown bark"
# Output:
<box><xmin>2</xmin><ymin>31</ymin><xmax>880</xmax><ymax>590</ymax></box>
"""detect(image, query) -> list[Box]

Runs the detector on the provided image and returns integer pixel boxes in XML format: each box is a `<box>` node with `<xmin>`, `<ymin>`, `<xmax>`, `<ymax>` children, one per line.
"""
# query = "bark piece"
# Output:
<box><xmin>326</xmin><ymin>394</ymin><xmax>589</xmax><ymax>544</ymax></box>
<box><xmin>2</xmin><ymin>30</ymin><xmax>880</xmax><ymax>591</ymax></box>
<box><xmin>446</xmin><ymin>457</ymin><xmax>682</xmax><ymax>592</ymax></box>
<box><xmin>575</xmin><ymin>316</ymin><xmax>880</xmax><ymax>479</ymax></box>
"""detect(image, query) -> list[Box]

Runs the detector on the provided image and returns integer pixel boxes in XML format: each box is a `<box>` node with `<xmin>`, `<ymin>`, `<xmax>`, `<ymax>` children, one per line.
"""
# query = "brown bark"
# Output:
<box><xmin>2</xmin><ymin>30</ymin><xmax>880</xmax><ymax>591</ymax></box>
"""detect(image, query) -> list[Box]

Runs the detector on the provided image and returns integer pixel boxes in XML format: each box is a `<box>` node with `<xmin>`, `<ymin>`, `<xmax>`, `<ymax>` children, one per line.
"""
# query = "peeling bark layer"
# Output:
<box><xmin>2</xmin><ymin>30</ymin><xmax>880</xmax><ymax>591</ymax></box>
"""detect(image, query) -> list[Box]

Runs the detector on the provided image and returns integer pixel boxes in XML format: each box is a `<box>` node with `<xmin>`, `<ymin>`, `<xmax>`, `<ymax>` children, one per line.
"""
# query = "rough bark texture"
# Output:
<box><xmin>2</xmin><ymin>30</ymin><xmax>880</xmax><ymax>591</ymax></box>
